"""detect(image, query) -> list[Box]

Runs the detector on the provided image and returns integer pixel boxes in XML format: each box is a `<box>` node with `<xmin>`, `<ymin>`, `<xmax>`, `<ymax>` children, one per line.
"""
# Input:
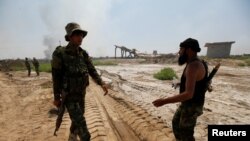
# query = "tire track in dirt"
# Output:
<box><xmin>89</xmin><ymin>80</ymin><xmax>175</xmax><ymax>141</ymax></box>
<box><xmin>0</xmin><ymin>71</ymin><xmax>175</xmax><ymax>141</ymax></box>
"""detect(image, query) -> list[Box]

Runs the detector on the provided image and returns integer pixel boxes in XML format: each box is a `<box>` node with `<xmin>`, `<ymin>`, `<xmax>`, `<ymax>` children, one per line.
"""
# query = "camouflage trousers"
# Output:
<box><xmin>65</xmin><ymin>93</ymin><xmax>90</xmax><ymax>141</ymax></box>
<box><xmin>34</xmin><ymin>66</ymin><xmax>39</xmax><ymax>76</ymax></box>
<box><xmin>172</xmin><ymin>103</ymin><xmax>203</xmax><ymax>141</ymax></box>
<box><xmin>26</xmin><ymin>67</ymin><xmax>31</xmax><ymax>76</ymax></box>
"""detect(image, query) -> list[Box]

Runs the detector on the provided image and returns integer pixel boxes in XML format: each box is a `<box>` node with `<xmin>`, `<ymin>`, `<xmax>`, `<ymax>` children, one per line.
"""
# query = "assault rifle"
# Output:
<box><xmin>206</xmin><ymin>63</ymin><xmax>220</xmax><ymax>92</ymax></box>
<box><xmin>53</xmin><ymin>91</ymin><xmax>67</xmax><ymax>136</ymax></box>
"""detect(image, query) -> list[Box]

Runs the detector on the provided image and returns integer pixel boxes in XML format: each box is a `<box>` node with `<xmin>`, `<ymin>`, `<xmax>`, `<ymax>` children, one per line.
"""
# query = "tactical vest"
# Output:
<box><xmin>57</xmin><ymin>46</ymin><xmax>89</xmax><ymax>94</ymax></box>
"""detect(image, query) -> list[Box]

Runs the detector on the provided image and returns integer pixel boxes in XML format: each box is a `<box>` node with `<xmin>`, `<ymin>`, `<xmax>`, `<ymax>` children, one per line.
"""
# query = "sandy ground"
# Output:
<box><xmin>0</xmin><ymin>70</ymin><xmax>174</xmax><ymax>141</ymax></box>
<box><xmin>97</xmin><ymin>63</ymin><xmax>250</xmax><ymax>140</ymax></box>
<box><xmin>0</xmin><ymin>63</ymin><xmax>249</xmax><ymax>141</ymax></box>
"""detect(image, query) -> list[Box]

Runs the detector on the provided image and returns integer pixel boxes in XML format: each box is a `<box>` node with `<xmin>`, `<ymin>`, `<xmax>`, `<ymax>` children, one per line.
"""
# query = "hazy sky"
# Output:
<box><xmin>0</xmin><ymin>0</ymin><xmax>249</xmax><ymax>59</ymax></box>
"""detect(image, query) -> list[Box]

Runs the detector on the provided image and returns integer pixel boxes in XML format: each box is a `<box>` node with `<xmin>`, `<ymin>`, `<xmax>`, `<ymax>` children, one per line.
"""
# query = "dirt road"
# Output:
<box><xmin>0</xmin><ymin>71</ymin><xmax>174</xmax><ymax>141</ymax></box>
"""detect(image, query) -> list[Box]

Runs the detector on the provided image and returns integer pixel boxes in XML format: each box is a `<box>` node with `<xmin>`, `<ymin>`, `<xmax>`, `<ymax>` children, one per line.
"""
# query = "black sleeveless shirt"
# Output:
<box><xmin>180</xmin><ymin>59</ymin><xmax>208</xmax><ymax>106</ymax></box>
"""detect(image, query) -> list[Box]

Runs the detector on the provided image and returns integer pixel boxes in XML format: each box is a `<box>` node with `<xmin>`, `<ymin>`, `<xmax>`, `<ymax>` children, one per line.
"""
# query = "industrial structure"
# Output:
<box><xmin>114</xmin><ymin>45</ymin><xmax>138</xmax><ymax>58</ymax></box>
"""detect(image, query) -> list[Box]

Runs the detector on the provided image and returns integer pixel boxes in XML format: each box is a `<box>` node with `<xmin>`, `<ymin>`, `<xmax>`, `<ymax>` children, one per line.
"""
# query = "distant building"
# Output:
<box><xmin>204</xmin><ymin>41</ymin><xmax>235</xmax><ymax>58</ymax></box>
<box><xmin>153</xmin><ymin>50</ymin><xmax>158</xmax><ymax>56</ymax></box>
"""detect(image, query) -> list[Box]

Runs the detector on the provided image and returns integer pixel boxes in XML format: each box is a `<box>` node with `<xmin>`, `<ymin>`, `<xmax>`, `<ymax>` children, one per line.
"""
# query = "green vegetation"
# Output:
<box><xmin>230</xmin><ymin>55</ymin><xmax>250</xmax><ymax>66</ymax></box>
<box><xmin>229</xmin><ymin>54</ymin><xmax>250</xmax><ymax>60</ymax></box>
<box><xmin>39</xmin><ymin>63</ymin><xmax>51</xmax><ymax>72</ymax></box>
<box><xmin>93</xmin><ymin>60</ymin><xmax>118</xmax><ymax>66</ymax></box>
<box><xmin>7</xmin><ymin>60</ymin><xmax>25</xmax><ymax>71</ymax></box>
<box><xmin>237</xmin><ymin>63</ymin><xmax>246</xmax><ymax>67</ymax></box>
<box><xmin>37</xmin><ymin>60</ymin><xmax>118</xmax><ymax>72</ymax></box>
<box><xmin>201</xmin><ymin>55</ymin><xmax>250</xmax><ymax>67</ymax></box>
<box><xmin>246</xmin><ymin>59</ymin><xmax>250</xmax><ymax>66</ymax></box>
<box><xmin>6</xmin><ymin>59</ymin><xmax>117</xmax><ymax>72</ymax></box>
<box><xmin>154</xmin><ymin>67</ymin><xmax>178</xmax><ymax>80</ymax></box>
<box><xmin>10</xmin><ymin>66</ymin><xmax>26</xmax><ymax>71</ymax></box>
<box><xmin>9</xmin><ymin>62</ymin><xmax>52</xmax><ymax>72</ymax></box>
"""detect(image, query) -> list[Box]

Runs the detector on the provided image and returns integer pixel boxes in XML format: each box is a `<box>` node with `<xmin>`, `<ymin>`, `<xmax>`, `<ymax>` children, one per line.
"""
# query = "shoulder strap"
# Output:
<box><xmin>201</xmin><ymin>59</ymin><xmax>209</xmax><ymax>78</ymax></box>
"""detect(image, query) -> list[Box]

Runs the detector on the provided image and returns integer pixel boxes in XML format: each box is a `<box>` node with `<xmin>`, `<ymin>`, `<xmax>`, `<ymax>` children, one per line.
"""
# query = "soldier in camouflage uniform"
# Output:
<box><xmin>51</xmin><ymin>22</ymin><xmax>108</xmax><ymax>141</ymax></box>
<box><xmin>153</xmin><ymin>38</ymin><xmax>208</xmax><ymax>141</ymax></box>
<box><xmin>25</xmin><ymin>57</ymin><xmax>31</xmax><ymax>76</ymax></box>
<box><xmin>32</xmin><ymin>57</ymin><xmax>39</xmax><ymax>76</ymax></box>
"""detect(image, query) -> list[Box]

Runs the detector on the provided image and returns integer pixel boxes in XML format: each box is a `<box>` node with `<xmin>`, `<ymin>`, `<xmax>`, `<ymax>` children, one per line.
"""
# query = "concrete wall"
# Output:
<box><xmin>205</xmin><ymin>42</ymin><xmax>235</xmax><ymax>58</ymax></box>
<box><xmin>207</xmin><ymin>45</ymin><xmax>231</xmax><ymax>58</ymax></box>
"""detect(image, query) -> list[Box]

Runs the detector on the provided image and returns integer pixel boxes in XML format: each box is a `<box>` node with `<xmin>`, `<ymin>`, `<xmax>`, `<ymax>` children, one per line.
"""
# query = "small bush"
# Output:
<box><xmin>154</xmin><ymin>67</ymin><xmax>178</xmax><ymax>80</ymax></box>
<box><xmin>238</xmin><ymin>63</ymin><xmax>246</xmax><ymax>67</ymax></box>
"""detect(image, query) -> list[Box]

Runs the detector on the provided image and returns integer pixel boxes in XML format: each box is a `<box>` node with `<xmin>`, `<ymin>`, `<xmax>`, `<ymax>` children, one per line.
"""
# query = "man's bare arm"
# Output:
<box><xmin>152</xmin><ymin>62</ymin><xmax>199</xmax><ymax>107</ymax></box>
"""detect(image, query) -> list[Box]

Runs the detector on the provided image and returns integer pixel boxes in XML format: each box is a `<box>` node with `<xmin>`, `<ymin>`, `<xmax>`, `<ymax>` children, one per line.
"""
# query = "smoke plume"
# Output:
<box><xmin>43</xmin><ymin>36</ymin><xmax>58</xmax><ymax>60</ymax></box>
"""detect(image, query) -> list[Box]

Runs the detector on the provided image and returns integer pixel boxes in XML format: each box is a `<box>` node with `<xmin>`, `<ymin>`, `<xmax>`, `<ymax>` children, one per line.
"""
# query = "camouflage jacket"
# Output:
<box><xmin>51</xmin><ymin>43</ymin><xmax>103</xmax><ymax>101</ymax></box>
<box><xmin>25</xmin><ymin>60</ymin><xmax>30</xmax><ymax>68</ymax></box>
<box><xmin>32</xmin><ymin>59</ymin><xmax>39</xmax><ymax>67</ymax></box>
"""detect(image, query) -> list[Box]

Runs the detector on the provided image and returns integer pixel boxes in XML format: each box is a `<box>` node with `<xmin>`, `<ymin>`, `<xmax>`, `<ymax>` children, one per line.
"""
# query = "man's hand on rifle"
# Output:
<box><xmin>172</xmin><ymin>77</ymin><xmax>180</xmax><ymax>89</ymax></box>
<box><xmin>172</xmin><ymin>82</ymin><xmax>180</xmax><ymax>89</ymax></box>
